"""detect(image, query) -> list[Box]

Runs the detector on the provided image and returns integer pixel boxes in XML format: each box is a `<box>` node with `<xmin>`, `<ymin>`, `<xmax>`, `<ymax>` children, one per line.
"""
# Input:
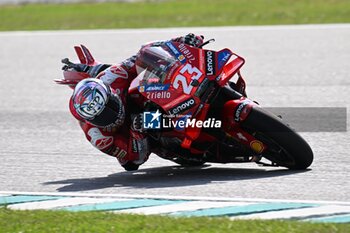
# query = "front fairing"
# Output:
<box><xmin>134</xmin><ymin>43</ymin><xmax>192</xmax><ymax>112</ymax></box>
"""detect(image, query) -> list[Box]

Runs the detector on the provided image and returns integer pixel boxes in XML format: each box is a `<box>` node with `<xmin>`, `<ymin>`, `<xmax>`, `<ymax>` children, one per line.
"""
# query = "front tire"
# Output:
<box><xmin>241</xmin><ymin>106</ymin><xmax>313</xmax><ymax>170</ymax></box>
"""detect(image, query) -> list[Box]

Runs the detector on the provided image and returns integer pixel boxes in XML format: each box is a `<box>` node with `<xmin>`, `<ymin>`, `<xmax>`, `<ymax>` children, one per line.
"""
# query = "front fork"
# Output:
<box><xmin>222</xmin><ymin>97</ymin><xmax>267</xmax><ymax>155</ymax></box>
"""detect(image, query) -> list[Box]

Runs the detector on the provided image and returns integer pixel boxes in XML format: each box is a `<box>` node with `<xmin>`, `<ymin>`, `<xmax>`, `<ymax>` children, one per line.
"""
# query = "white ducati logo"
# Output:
<box><xmin>100</xmin><ymin>66</ymin><xmax>128</xmax><ymax>85</ymax></box>
<box><xmin>88</xmin><ymin>128</ymin><xmax>113</xmax><ymax>150</ymax></box>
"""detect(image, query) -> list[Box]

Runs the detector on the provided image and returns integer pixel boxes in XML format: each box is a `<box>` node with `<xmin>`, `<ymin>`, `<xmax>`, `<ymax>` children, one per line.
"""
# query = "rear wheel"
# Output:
<box><xmin>241</xmin><ymin>106</ymin><xmax>313</xmax><ymax>170</ymax></box>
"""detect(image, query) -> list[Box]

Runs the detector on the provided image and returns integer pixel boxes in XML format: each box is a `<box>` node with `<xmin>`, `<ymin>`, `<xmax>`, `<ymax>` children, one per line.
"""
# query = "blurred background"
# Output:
<box><xmin>0</xmin><ymin>0</ymin><xmax>349</xmax><ymax>31</ymax></box>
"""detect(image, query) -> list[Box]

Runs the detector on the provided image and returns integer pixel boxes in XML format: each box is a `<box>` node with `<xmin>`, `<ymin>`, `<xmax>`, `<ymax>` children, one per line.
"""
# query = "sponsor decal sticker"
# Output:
<box><xmin>139</xmin><ymin>84</ymin><xmax>170</xmax><ymax>92</ymax></box>
<box><xmin>116</xmin><ymin>149</ymin><xmax>127</xmax><ymax>159</ymax></box>
<box><xmin>178</xmin><ymin>43</ymin><xmax>195</xmax><ymax>63</ymax></box>
<box><xmin>132</xmin><ymin>139</ymin><xmax>138</xmax><ymax>153</ymax></box>
<box><xmin>166</xmin><ymin>42</ymin><xmax>181</xmax><ymax>56</ymax></box>
<box><xmin>166</xmin><ymin>41</ymin><xmax>186</xmax><ymax>64</ymax></box>
<box><xmin>205</xmin><ymin>50</ymin><xmax>216</xmax><ymax>76</ymax></box>
<box><xmin>218</xmin><ymin>50</ymin><xmax>232</xmax><ymax>70</ymax></box>
<box><xmin>234</xmin><ymin>101</ymin><xmax>251</xmax><ymax>122</ymax></box>
<box><xmin>250</xmin><ymin>140</ymin><xmax>264</xmax><ymax>153</ymax></box>
<box><xmin>146</xmin><ymin>91</ymin><xmax>171</xmax><ymax>99</ymax></box>
<box><xmin>111</xmin><ymin>146</ymin><xmax>120</xmax><ymax>157</ymax></box>
<box><xmin>178</xmin><ymin>55</ymin><xmax>186</xmax><ymax>62</ymax></box>
<box><xmin>168</xmin><ymin>97</ymin><xmax>196</xmax><ymax>115</ymax></box>
<box><xmin>138</xmin><ymin>86</ymin><xmax>145</xmax><ymax>93</ymax></box>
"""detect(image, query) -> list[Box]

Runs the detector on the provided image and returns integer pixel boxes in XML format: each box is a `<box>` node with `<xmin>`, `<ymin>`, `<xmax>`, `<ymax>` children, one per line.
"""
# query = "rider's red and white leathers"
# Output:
<box><xmin>69</xmin><ymin>35</ymin><xmax>204</xmax><ymax>170</ymax></box>
<box><xmin>69</xmin><ymin>54</ymin><xmax>149</xmax><ymax>170</ymax></box>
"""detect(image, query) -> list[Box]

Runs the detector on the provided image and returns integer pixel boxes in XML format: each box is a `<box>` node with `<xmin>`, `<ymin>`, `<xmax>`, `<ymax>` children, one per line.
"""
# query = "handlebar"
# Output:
<box><xmin>199</xmin><ymin>38</ymin><xmax>215</xmax><ymax>48</ymax></box>
<box><xmin>61</xmin><ymin>58</ymin><xmax>89</xmax><ymax>72</ymax></box>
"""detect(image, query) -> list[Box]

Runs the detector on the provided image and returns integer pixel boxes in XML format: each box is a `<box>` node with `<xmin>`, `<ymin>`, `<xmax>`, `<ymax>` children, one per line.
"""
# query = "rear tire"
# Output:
<box><xmin>241</xmin><ymin>106</ymin><xmax>313</xmax><ymax>170</ymax></box>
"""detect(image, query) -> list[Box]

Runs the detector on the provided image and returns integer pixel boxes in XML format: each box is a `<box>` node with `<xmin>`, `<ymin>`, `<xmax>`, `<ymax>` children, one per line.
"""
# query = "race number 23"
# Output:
<box><xmin>173</xmin><ymin>64</ymin><xmax>203</xmax><ymax>94</ymax></box>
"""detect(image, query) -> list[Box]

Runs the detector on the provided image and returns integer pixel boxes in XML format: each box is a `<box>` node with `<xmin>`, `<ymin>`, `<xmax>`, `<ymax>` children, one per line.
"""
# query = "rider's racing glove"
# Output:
<box><xmin>174</xmin><ymin>33</ymin><xmax>204</xmax><ymax>47</ymax></box>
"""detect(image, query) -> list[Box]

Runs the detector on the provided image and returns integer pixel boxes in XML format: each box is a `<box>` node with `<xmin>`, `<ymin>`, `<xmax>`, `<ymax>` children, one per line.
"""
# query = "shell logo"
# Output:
<box><xmin>250</xmin><ymin>140</ymin><xmax>264</xmax><ymax>153</ymax></box>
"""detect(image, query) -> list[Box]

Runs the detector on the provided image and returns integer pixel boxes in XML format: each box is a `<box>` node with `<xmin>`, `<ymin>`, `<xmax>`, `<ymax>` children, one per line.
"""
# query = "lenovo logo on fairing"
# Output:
<box><xmin>206</xmin><ymin>50</ymin><xmax>215</xmax><ymax>76</ymax></box>
<box><xmin>169</xmin><ymin>98</ymin><xmax>195</xmax><ymax>115</ymax></box>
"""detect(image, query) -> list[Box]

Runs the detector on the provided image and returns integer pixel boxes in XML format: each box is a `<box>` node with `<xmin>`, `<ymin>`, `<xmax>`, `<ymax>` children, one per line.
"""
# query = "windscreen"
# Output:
<box><xmin>135</xmin><ymin>45</ymin><xmax>179</xmax><ymax>84</ymax></box>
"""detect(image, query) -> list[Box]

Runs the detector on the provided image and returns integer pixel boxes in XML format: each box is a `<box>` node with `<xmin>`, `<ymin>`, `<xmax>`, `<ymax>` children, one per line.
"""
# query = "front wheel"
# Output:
<box><xmin>241</xmin><ymin>106</ymin><xmax>313</xmax><ymax>170</ymax></box>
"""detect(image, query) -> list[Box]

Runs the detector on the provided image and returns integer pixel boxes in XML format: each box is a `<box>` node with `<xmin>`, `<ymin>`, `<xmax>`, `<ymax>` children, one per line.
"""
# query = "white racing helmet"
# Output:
<box><xmin>72</xmin><ymin>78</ymin><xmax>125</xmax><ymax>128</ymax></box>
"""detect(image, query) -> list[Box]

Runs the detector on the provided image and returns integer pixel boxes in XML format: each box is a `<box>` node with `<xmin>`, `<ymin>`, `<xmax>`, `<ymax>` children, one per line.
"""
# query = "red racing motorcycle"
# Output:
<box><xmin>56</xmin><ymin>41</ymin><xmax>313</xmax><ymax>170</ymax></box>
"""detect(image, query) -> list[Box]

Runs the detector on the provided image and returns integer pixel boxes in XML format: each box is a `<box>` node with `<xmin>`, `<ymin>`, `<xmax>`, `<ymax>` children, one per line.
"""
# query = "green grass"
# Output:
<box><xmin>0</xmin><ymin>208</ymin><xmax>349</xmax><ymax>233</ymax></box>
<box><xmin>0</xmin><ymin>0</ymin><xmax>349</xmax><ymax>31</ymax></box>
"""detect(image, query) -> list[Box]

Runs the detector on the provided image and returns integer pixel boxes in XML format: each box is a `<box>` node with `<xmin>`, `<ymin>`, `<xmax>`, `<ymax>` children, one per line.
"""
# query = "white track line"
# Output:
<box><xmin>232</xmin><ymin>205</ymin><xmax>350</xmax><ymax>220</ymax></box>
<box><xmin>8</xmin><ymin>197</ymin><xmax>131</xmax><ymax>210</ymax></box>
<box><xmin>115</xmin><ymin>201</ymin><xmax>254</xmax><ymax>215</ymax></box>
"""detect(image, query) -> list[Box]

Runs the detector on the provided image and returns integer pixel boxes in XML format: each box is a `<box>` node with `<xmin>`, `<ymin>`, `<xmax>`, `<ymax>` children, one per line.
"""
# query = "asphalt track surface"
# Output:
<box><xmin>0</xmin><ymin>24</ymin><xmax>349</xmax><ymax>203</ymax></box>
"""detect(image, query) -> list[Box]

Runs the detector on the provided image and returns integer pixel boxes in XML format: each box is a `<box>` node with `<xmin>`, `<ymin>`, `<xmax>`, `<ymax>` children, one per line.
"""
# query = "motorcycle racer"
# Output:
<box><xmin>69</xmin><ymin>33</ymin><xmax>204</xmax><ymax>171</ymax></box>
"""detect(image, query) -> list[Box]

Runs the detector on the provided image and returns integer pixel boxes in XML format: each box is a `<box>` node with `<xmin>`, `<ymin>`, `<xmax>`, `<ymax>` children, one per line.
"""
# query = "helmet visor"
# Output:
<box><xmin>89</xmin><ymin>93</ymin><xmax>125</xmax><ymax>128</ymax></box>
